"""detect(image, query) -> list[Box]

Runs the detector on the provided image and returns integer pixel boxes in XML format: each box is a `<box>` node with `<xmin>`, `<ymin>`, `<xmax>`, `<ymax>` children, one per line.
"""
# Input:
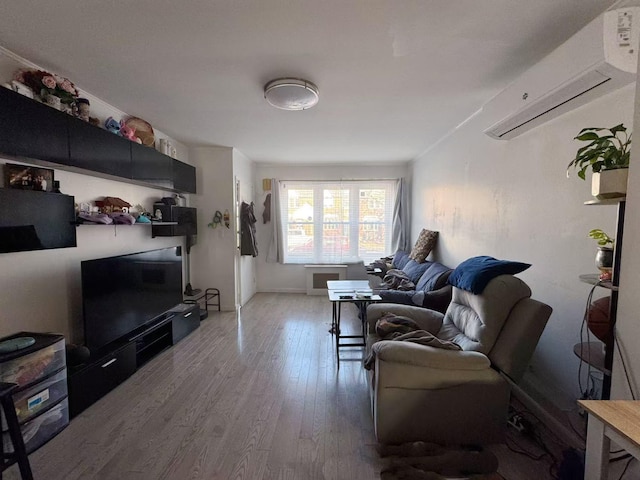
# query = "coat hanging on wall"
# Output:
<box><xmin>240</xmin><ymin>201</ymin><xmax>258</xmax><ymax>257</ymax></box>
<box><xmin>262</xmin><ymin>193</ymin><xmax>271</xmax><ymax>224</ymax></box>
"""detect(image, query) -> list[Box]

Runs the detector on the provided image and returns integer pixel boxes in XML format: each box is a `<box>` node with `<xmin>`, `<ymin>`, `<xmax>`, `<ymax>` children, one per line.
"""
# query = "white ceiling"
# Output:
<box><xmin>0</xmin><ymin>1</ymin><xmax>618</xmax><ymax>164</ymax></box>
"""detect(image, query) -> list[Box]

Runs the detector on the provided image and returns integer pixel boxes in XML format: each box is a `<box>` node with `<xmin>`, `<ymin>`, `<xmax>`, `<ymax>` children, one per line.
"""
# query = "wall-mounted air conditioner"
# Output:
<box><xmin>484</xmin><ymin>7</ymin><xmax>640</xmax><ymax>140</ymax></box>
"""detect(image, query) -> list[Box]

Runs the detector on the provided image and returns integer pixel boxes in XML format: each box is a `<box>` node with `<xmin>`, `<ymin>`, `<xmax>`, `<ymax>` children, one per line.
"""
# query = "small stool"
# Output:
<box><xmin>0</xmin><ymin>383</ymin><xmax>33</xmax><ymax>480</ymax></box>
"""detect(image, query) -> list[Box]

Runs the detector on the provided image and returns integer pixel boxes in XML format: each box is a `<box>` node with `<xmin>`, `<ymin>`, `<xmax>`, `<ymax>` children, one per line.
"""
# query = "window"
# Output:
<box><xmin>279</xmin><ymin>180</ymin><xmax>396</xmax><ymax>264</ymax></box>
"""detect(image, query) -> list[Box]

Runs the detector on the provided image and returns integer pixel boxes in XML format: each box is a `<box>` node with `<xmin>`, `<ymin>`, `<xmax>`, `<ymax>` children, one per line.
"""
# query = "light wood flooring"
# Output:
<box><xmin>5</xmin><ymin>293</ymin><xmax>585</xmax><ymax>479</ymax></box>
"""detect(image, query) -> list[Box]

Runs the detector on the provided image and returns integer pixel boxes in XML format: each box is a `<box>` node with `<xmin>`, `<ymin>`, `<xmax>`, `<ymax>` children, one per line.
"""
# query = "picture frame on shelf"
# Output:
<box><xmin>4</xmin><ymin>163</ymin><xmax>55</xmax><ymax>192</ymax></box>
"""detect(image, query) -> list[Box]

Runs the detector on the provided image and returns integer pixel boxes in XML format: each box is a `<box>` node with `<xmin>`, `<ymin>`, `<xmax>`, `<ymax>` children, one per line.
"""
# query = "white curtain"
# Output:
<box><xmin>266</xmin><ymin>178</ymin><xmax>282</xmax><ymax>262</ymax></box>
<box><xmin>391</xmin><ymin>178</ymin><xmax>411</xmax><ymax>252</ymax></box>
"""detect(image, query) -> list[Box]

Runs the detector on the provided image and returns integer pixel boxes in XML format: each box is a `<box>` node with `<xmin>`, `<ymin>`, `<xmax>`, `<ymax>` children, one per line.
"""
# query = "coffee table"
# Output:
<box><xmin>327</xmin><ymin>281</ymin><xmax>381</xmax><ymax>368</ymax></box>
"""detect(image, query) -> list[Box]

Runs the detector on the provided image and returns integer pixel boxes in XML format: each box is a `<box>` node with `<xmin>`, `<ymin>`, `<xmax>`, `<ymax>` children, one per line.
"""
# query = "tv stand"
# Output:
<box><xmin>68</xmin><ymin>303</ymin><xmax>200</xmax><ymax>418</ymax></box>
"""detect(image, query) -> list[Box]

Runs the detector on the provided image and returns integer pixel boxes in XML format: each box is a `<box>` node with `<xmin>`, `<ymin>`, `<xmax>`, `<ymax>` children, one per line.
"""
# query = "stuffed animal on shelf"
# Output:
<box><xmin>119</xmin><ymin>120</ymin><xmax>142</xmax><ymax>143</ymax></box>
<box><xmin>104</xmin><ymin>116</ymin><xmax>120</xmax><ymax>134</ymax></box>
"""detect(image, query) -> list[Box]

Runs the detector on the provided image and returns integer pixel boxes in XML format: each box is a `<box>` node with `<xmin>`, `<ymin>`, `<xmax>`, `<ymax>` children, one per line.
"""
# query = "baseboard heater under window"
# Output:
<box><xmin>304</xmin><ymin>265</ymin><xmax>348</xmax><ymax>295</ymax></box>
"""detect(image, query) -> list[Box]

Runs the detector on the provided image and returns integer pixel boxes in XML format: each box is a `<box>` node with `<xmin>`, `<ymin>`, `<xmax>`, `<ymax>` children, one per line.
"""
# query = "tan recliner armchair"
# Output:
<box><xmin>366</xmin><ymin>274</ymin><xmax>552</xmax><ymax>446</ymax></box>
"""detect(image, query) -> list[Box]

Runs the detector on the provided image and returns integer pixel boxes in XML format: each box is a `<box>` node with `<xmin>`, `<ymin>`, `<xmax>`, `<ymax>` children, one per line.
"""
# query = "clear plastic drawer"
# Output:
<box><xmin>0</xmin><ymin>338</ymin><xmax>65</xmax><ymax>388</ymax></box>
<box><xmin>2</xmin><ymin>368</ymin><xmax>68</xmax><ymax>426</ymax></box>
<box><xmin>3</xmin><ymin>398</ymin><xmax>69</xmax><ymax>454</ymax></box>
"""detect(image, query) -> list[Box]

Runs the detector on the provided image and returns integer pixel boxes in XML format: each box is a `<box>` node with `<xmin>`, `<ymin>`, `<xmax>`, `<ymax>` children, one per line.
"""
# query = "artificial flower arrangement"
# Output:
<box><xmin>13</xmin><ymin>68</ymin><xmax>78</xmax><ymax>105</ymax></box>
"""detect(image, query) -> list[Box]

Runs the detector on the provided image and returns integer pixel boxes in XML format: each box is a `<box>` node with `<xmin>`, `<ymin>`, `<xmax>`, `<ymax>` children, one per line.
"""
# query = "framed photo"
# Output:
<box><xmin>4</xmin><ymin>163</ymin><xmax>55</xmax><ymax>192</ymax></box>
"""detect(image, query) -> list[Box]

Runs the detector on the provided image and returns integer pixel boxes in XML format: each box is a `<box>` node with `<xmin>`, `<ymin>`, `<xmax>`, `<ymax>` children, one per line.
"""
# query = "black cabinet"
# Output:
<box><xmin>67</xmin><ymin>116</ymin><xmax>132</xmax><ymax>178</ymax></box>
<box><xmin>171</xmin><ymin>304</ymin><xmax>200</xmax><ymax>344</ymax></box>
<box><xmin>131</xmin><ymin>142</ymin><xmax>173</xmax><ymax>189</ymax></box>
<box><xmin>67</xmin><ymin>341</ymin><xmax>137</xmax><ymax>418</ymax></box>
<box><xmin>0</xmin><ymin>88</ymin><xmax>69</xmax><ymax>164</ymax></box>
<box><xmin>0</xmin><ymin>189</ymin><xmax>77</xmax><ymax>254</ymax></box>
<box><xmin>0</xmin><ymin>88</ymin><xmax>196</xmax><ymax>193</ymax></box>
<box><xmin>172</xmin><ymin>159</ymin><xmax>196</xmax><ymax>194</ymax></box>
<box><xmin>151</xmin><ymin>205</ymin><xmax>197</xmax><ymax>237</ymax></box>
<box><xmin>68</xmin><ymin>303</ymin><xmax>200</xmax><ymax>418</ymax></box>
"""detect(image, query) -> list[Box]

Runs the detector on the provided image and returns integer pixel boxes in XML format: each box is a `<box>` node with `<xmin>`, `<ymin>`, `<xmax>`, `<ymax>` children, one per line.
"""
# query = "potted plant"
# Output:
<box><xmin>567</xmin><ymin>124</ymin><xmax>631</xmax><ymax>199</ymax></box>
<box><xmin>588</xmin><ymin>228</ymin><xmax>614</xmax><ymax>279</ymax></box>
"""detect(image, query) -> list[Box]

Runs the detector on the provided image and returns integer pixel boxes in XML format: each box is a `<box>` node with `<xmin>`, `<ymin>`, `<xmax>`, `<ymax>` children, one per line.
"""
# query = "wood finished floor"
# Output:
<box><xmin>7</xmin><ymin>293</ymin><xmax>559</xmax><ymax>480</ymax></box>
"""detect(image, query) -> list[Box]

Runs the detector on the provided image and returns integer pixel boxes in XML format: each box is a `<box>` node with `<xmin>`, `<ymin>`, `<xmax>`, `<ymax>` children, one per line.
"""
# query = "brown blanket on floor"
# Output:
<box><xmin>378</xmin><ymin>442</ymin><xmax>499</xmax><ymax>479</ymax></box>
<box><xmin>364</xmin><ymin>330</ymin><xmax>461</xmax><ymax>370</ymax></box>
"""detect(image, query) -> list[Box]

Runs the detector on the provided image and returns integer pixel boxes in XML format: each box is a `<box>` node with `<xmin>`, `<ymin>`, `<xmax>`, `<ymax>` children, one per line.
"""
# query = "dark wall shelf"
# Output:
<box><xmin>151</xmin><ymin>205</ymin><xmax>197</xmax><ymax>237</ymax></box>
<box><xmin>0</xmin><ymin>87</ymin><xmax>69</xmax><ymax>164</ymax></box>
<box><xmin>131</xmin><ymin>142</ymin><xmax>174</xmax><ymax>189</ymax></box>
<box><xmin>577</xmin><ymin>199</ymin><xmax>626</xmax><ymax>399</ymax></box>
<box><xmin>68</xmin><ymin>116</ymin><xmax>132</xmax><ymax>178</ymax></box>
<box><xmin>172</xmin><ymin>159</ymin><xmax>197</xmax><ymax>194</ymax></box>
<box><xmin>0</xmin><ymin>87</ymin><xmax>196</xmax><ymax>194</ymax></box>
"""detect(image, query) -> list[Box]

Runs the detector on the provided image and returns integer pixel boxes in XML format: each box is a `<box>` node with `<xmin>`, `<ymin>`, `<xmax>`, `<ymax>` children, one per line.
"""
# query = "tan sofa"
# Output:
<box><xmin>365</xmin><ymin>274</ymin><xmax>552</xmax><ymax>446</ymax></box>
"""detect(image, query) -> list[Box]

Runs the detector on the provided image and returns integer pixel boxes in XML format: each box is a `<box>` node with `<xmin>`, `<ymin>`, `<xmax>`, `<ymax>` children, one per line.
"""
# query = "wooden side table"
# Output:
<box><xmin>579</xmin><ymin>400</ymin><xmax>640</xmax><ymax>480</ymax></box>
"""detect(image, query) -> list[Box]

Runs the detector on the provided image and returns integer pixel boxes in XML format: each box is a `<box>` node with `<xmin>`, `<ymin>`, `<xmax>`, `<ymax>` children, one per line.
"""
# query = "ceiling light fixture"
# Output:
<box><xmin>264</xmin><ymin>78</ymin><xmax>319</xmax><ymax>111</ymax></box>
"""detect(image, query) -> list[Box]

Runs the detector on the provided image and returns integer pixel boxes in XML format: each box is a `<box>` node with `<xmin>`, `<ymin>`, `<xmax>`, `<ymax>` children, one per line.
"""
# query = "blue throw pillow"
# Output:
<box><xmin>402</xmin><ymin>259</ymin><xmax>430</xmax><ymax>283</ymax></box>
<box><xmin>392</xmin><ymin>250</ymin><xmax>411</xmax><ymax>270</ymax></box>
<box><xmin>448</xmin><ymin>256</ymin><xmax>531</xmax><ymax>294</ymax></box>
<box><xmin>415</xmin><ymin>262</ymin><xmax>451</xmax><ymax>292</ymax></box>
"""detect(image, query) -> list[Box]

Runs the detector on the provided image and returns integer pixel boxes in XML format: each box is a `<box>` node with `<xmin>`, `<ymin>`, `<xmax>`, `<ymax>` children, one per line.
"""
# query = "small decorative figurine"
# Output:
<box><xmin>75</xmin><ymin>98</ymin><xmax>91</xmax><ymax>122</ymax></box>
<box><xmin>119</xmin><ymin>120</ymin><xmax>142</xmax><ymax>143</ymax></box>
<box><xmin>104</xmin><ymin>117</ymin><xmax>120</xmax><ymax>134</ymax></box>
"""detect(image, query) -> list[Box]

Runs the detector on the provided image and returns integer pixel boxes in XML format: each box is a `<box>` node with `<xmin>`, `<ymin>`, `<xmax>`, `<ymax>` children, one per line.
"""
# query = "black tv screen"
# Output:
<box><xmin>0</xmin><ymin>188</ymin><xmax>76</xmax><ymax>254</ymax></box>
<box><xmin>82</xmin><ymin>247</ymin><xmax>183</xmax><ymax>352</ymax></box>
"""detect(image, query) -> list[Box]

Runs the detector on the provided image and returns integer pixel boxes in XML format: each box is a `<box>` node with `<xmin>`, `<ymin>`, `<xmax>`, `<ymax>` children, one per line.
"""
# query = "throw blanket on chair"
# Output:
<box><xmin>382</xmin><ymin>269</ymin><xmax>415</xmax><ymax>291</ymax></box>
<box><xmin>364</xmin><ymin>330</ymin><xmax>461</xmax><ymax>370</ymax></box>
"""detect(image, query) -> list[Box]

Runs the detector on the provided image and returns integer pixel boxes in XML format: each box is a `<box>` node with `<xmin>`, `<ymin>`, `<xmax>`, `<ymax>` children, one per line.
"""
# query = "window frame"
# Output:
<box><xmin>279</xmin><ymin>179</ymin><xmax>396</xmax><ymax>264</ymax></box>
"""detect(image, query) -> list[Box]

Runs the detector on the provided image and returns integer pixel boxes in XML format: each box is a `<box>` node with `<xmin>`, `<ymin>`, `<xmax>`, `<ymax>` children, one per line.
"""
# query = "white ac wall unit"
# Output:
<box><xmin>484</xmin><ymin>7</ymin><xmax>640</xmax><ymax>140</ymax></box>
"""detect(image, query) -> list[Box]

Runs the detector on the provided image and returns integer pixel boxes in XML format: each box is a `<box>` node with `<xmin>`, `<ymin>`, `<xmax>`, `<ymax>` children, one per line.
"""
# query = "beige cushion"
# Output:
<box><xmin>373</xmin><ymin>341</ymin><xmax>489</xmax><ymax>370</ymax></box>
<box><xmin>409</xmin><ymin>229</ymin><xmax>438</xmax><ymax>263</ymax></box>
<box><xmin>437</xmin><ymin>275</ymin><xmax>531</xmax><ymax>353</ymax></box>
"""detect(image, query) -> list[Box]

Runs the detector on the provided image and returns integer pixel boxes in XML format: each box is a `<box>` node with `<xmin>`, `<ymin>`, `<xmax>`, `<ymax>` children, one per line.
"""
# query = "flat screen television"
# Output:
<box><xmin>0</xmin><ymin>188</ymin><xmax>76</xmax><ymax>254</ymax></box>
<box><xmin>81</xmin><ymin>247</ymin><xmax>183</xmax><ymax>352</ymax></box>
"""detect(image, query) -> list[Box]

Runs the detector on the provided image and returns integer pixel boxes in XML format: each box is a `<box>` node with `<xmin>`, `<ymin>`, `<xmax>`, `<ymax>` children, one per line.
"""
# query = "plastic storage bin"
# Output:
<box><xmin>0</xmin><ymin>335</ymin><xmax>65</xmax><ymax>389</ymax></box>
<box><xmin>2</xmin><ymin>368</ymin><xmax>67</xmax><ymax>426</ymax></box>
<box><xmin>0</xmin><ymin>332</ymin><xmax>68</xmax><ymax>455</ymax></box>
<box><xmin>3</xmin><ymin>398</ymin><xmax>69</xmax><ymax>454</ymax></box>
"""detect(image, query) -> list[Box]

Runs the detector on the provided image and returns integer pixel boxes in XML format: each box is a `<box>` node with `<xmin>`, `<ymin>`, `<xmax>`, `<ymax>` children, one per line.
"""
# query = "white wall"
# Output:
<box><xmin>188</xmin><ymin>146</ymin><xmax>237</xmax><ymax>310</ymax></box>
<box><xmin>254</xmin><ymin>164</ymin><xmax>409</xmax><ymax>293</ymax></box>
<box><xmin>233</xmin><ymin>148</ymin><xmax>257</xmax><ymax>306</ymax></box>
<box><xmin>612</xmin><ymin>70</ymin><xmax>640</xmax><ymax>400</ymax></box>
<box><xmin>411</xmin><ymin>84</ymin><xmax>635</xmax><ymax>408</ymax></box>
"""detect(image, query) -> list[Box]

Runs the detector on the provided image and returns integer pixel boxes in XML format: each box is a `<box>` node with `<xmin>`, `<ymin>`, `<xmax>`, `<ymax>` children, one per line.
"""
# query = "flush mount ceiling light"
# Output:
<box><xmin>264</xmin><ymin>78</ymin><xmax>319</xmax><ymax>111</ymax></box>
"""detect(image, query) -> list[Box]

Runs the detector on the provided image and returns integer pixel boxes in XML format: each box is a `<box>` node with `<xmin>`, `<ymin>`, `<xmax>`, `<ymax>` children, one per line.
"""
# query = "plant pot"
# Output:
<box><xmin>592</xmin><ymin>168</ymin><xmax>628</xmax><ymax>199</ymax></box>
<box><xmin>595</xmin><ymin>246</ymin><xmax>614</xmax><ymax>274</ymax></box>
